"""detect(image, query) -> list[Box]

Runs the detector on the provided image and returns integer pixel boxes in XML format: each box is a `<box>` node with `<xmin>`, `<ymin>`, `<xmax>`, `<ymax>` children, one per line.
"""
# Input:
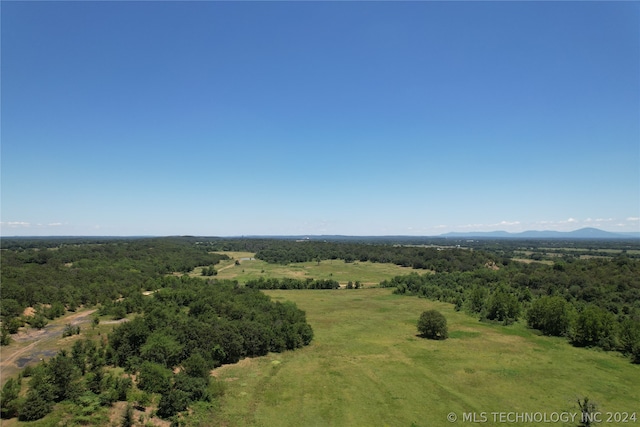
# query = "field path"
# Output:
<box><xmin>217</xmin><ymin>262</ymin><xmax>237</xmax><ymax>273</ymax></box>
<box><xmin>0</xmin><ymin>309</ymin><xmax>96</xmax><ymax>385</ymax></box>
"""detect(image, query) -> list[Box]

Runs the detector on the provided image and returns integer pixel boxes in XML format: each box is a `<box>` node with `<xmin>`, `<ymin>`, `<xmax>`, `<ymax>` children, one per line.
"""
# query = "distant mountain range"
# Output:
<box><xmin>439</xmin><ymin>227</ymin><xmax>640</xmax><ymax>239</ymax></box>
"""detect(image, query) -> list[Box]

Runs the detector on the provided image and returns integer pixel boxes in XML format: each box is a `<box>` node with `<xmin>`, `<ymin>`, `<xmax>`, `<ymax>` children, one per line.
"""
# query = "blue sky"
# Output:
<box><xmin>2</xmin><ymin>1</ymin><xmax>639</xmax><ymax>236</ymax></box>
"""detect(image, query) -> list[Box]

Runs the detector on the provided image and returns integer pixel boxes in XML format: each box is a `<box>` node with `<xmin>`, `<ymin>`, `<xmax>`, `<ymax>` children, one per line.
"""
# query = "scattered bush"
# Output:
<box><xmin>62</xmin><ymin>323</ymin><xmax>81</xmax><ymax>337</ymax></box>
<box><xmin>417</xmin><ymin>310</ymin><xmax>448</xmax><ymax>340</ymax></box>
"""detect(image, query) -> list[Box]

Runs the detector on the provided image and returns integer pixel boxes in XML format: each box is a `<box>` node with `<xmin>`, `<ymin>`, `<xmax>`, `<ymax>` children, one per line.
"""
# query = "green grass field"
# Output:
<box><xmin>201</xmin><ymin>288</ymin><xmax>639</xmax><ymax>427</ymax></box>
<box><xmin>198</xmin><ymin>252</ymin><xmax>429</xmax><ymax>286</ymax></box>
<box><xmin>6</xmin><ymin>254</ymin><xmax>639</xmax><ymax>427</ymax></box>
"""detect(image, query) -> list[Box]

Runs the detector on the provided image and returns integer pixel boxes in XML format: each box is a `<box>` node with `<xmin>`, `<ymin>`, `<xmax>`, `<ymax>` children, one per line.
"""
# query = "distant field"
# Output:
<box><xmin>202</xmin><ymin>288</ymin><xmax>640</xmax><ymax>427</ymax></box>
<box><xmin>195</xmin><ymin>252</ymin><xmax>429</xmax><ymax>286</ymax></box>
<box><xmin>540</xmin><ymin>247</ymin><xmax>640</xmax><ymax>255</ymax></box>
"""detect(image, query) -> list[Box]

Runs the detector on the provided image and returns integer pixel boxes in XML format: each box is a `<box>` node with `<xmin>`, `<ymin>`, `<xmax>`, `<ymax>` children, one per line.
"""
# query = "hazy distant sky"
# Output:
<box><xmin>2</xmin><ymin>1</ymin><xmax>639</xmax><ymax>236</ymax></box>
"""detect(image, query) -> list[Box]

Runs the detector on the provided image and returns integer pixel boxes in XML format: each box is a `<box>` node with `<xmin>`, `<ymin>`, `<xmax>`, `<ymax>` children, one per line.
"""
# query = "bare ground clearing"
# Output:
<box><xmin>0</xmin><ymin>309</ymin><xmax>97</xmax><ymax>384</ymax></box>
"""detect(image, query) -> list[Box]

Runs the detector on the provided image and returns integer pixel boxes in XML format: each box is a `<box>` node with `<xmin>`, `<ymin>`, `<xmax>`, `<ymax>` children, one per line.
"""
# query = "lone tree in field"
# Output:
<box><xmin>417</xmin><ymin>310</ymin><xmax>448</xmax><ymax>340</ymax></box>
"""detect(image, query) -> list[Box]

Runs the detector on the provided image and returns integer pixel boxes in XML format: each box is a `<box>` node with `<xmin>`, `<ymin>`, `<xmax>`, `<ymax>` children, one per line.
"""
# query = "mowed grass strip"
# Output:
<box><xmin>204</xmin><ymin>289</ymin><xmax>640</xmax><ymax>427</ymax></box>
<box><xmin>204</xmin><ymin>252</ymin><xmax>429</xmax><ymax>286</ymax></box>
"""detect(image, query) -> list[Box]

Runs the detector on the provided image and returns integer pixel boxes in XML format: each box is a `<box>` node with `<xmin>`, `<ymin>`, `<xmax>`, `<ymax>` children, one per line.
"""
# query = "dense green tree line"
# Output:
<box><xmin>245</xmin><ymin>277</ymin><xmax>340</xmax><ymax>290</ymax></box>
<box><xmin>381</xmin><ymin>256</ymin><xmax>640</xmax><ymax>362</ymax></box>
<box><xmin>198</xmin><ymin>238</ymin><xmax>500</xmax><ymax>270</ymax></box>
<box><xmin>218</xmin><ymin>240</ymin><xmax>501</xmax><ymax>271</ymax></box>
<box><xmin>108</xmin><ymin>276</ymin><xmax>313</xmax><ymax>369</ymax></box>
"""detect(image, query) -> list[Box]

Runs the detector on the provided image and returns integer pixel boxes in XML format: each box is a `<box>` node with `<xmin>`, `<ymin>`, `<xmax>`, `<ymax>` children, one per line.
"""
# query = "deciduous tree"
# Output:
<box><xmin>417</xmin><ymin>310</ymin><xmax>448</xmax><ymax>340</ymax></box>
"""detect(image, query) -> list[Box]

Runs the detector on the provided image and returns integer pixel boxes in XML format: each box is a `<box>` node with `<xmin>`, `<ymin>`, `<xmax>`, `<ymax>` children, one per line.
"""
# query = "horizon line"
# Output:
<box><xmin>2</xmin><ymin>227</ymin><xmax>640</xmax><ymax>239</ymax></box>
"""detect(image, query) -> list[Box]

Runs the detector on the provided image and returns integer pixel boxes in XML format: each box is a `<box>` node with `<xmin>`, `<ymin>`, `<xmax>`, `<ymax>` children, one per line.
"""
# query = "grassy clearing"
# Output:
<box><xmin>197</xmin><ymin>252</ymin><xmax>429</xmax><ymax>286</ymax></box>
<box><xmin>202</xmin><ymin>288</ymin><xmax>639</xmax><ymax>427</ymax></box>
<box><xmin>511</xmin><ymin>258</ymin><xmax>554</xmax><ymax>265</ymax></box>
<box><xmin>539</xmin><ymin>248</ymin><xmax>640</xmax><ymax>255</ymax></box>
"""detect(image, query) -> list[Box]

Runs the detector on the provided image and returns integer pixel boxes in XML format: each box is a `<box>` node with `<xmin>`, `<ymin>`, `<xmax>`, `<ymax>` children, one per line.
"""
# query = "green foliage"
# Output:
<box><xmin>62</xmin><ymin>323</ymin><xmax>81</xmax><ymax>337</ymax></box>
<box><xmin>121</xmin><ymin>403</ymin><xmax>134</xmax><ymax>427</ymax></box>
<box><xmin>28</xmin><ymin>364</ymin><xmax>56</xmax><ymax>404</ymax></box>
<box><xmin>527</xmin><ymin>296</ymin><xmax>573</xmax><ymax>336</ymax></box>
<box><xmin>0</xmin><ymin>298</ymin><xmax>23</xmax><ymax>320</ymax></box>
<box><xmin>137</xmin><ymin>362</ymin><xmax>172</xmax><ymax>394</ymax></box>
<box><xmin>417</xmin><ymin>310</ymin><xmax>448</xmax><ymax>340</ymax></box>
<box><xmin>157</xmin><ymin>389</ymin><xmax>190</xmax><ymax>418</ymax></box>
<box><xmin>618</xmin><ymin>318</ymin><xmax>640</xmax><ymax>356</ymax></box>
<box><xmin>173</xmin><ymin>373</ymin><xmax>210</xmax><ymax>402</ymax></box>
<box><xmin>201</xmin><ymin>267</ymin><xmax>217</xmax><ymax>276</ymax></box>
<box><xmin>108</xmin><ymin>278</ymin><xmax>313</xmax><ymax>371</ymax></box>
<box><xmin>6</xmin><ymin>317</ymin><xmax>24</xmax><ymax>334</ymax></box>
<box><xmin>48</xmin><ymin>350</ymin><xmax>80</xmax><ymax>402</ymax></box>
<box><xmin>1</xmin><ymin>377</ymin><xmax>22</xmax><ymax>419</ymax></box>
<box><xmin>469</xmin><ymin>287</ymin><xmax>487</xmax><ymax>313</ymax></box>
<box><xmin>115</xmin><ymin>377</ymin><xmax>133</xmax><ymax>401</ymax></box>
<box><xmin>385</xmin><ymin>252</ymin><xmax>640</xmax><ymax>361</ymax></box>
<box><xmin>129</xmin><ymin>388</ymin><xmax>151</xmax><ymax>409</ymax></box>
<box><xmin>71</xmin><ymin>339</ymin><xmax>88</xmax><ymax>375</ymax></box>
<box><xmin>243</xmin><ymin>239</ymin><xmax>498</xmax><ymax>271</ymax></box>
<box><xmin>140</xmin><ymin>331</ymin><xmax>183</xmax><ymax>368</ymax></box>
<box><xmin>111</xmin><ymin>305</ymin><xmax>127</xmax><ymax>320</ymax></box>
<box><xmin>631</xmin><ymin>342</ymin><xmax>640</xmax><ymax>364</ymax></box>
<box><xmin>101</xmin><ymin>276</ymin><xmax>313</xmax><ymax>418</ymax></box>
<box><xmin>5</xmin><ymin>237</ymin><xmax>637</xmax><ymax>424</ymax></box>
<box><xmin>0</xmin><ymin>237</ymin><xmax>229</xmax><ymax>314</ymax></box>
<box><xmin>87</xmin><ymin>367</ymin><xmax>104</xmax><ymax>394</ymax></box>
<box><xmin>182</xmin><ymin>353</ymin><xmax>211</xmax><ymax>379</ymax></box>
<box><xmin>246</xmin><ymin>277</ymin><xmax>339</xmax><ymax>289</ymax></box>
<box><xmin>44</xmin><ymin>302</ymin><xmax>66</xmax><ymax>320</ymax></box>
<box><xmin>0</xmin><ymin>326</ymin><xmax>10</xmax><ymax>346</ymax></box>
<box><xmin>485</xmin><ymin>288</ymin><xmax>521</xmax><ymax>324</ymax></box>
<box><xmin>18</xmin><ymin>389</ymin><xmax>53</xmax><ymax>421</ymax></box>
<box><xmin>27</xmin><ymin>314</ymin><xmax>48</xmax><ymax>329</ymax></box>
<box><xmin>108</xmin><ymin>317</ymin><xmax>150</xmax><ymax>367</ymax></box>
<box><xmin>571</xmin><ymin>305</ymin><xmax>618</xmax><ymax>349</ymax></box>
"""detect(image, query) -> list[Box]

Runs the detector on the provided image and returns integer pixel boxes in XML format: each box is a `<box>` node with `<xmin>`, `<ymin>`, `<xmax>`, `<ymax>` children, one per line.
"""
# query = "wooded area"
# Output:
<box><xmin>1</xmin><ymin>236</ymin><xmax>639</xmax><ymax>424</ymax></box>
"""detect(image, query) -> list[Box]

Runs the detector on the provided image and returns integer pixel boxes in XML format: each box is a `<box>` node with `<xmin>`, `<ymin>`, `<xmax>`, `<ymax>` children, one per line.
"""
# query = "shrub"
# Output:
<box><xmin>137</xmin><ymin>362</ymin><xmax>172</xmax><ymax>394</ymax></box>
<box><xmin>18</xmin><ymin>390</ymin><xmax>52</xmax><ymax>421</ymax></box>
<box><xmin>417</xmin><ymin>310</ymin><xmax>448</xmax><ymax>340</ymax></box>
<box><xmin>527</xmin><ymin>296</ymin><xmax>573</xmax><ymax>336</ymax></box>
<box><xmin>156</xmin><ymin>389</ymin><xmax>190</xmax><ymax>418</ymax></box>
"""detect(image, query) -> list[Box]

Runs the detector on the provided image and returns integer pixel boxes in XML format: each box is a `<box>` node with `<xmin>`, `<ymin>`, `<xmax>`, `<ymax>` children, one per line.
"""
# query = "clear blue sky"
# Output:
<box><xmin>2</xmin><ymin>1</ymin><xmax>639</xmax><ymax>236</ymax></box>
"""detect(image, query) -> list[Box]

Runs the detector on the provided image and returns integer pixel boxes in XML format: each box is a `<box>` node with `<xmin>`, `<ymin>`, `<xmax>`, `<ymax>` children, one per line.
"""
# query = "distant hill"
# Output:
<box><xmin>440</xmin><ymin>227</ymin><xmax>636</xmax><ymax>239</ymax></box>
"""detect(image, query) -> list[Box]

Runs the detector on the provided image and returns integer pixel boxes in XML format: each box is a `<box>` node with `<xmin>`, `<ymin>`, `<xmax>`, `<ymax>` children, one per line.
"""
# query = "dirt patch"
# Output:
<box><xmin>22</xmin><ymin>307</ymin><xmax>36</xmax><ymax>317</ymax></box>
<box><xmin>485</xmin><ymin>261</ymin><xmax>500</xmax><ymax>270</ymax></box>
<box><xmin>108</xmin><ymin>400</ymin><xmax>171</xmax><ymax>427</ymax></box>
<box><xmin>16</xmin><ymin>350</ymin><xmax>57</xmax><ymax>367</ymax></box>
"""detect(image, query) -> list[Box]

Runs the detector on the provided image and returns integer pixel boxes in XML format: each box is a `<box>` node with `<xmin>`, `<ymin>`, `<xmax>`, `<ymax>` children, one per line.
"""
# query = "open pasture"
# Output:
<box><xmin>202</xmin><ymin>252</ymin><xmax>429</xmax><ymax>286</ymax></box>
<box><xmin>205</xmin><ymin>288</ymin><xmax>639</xmax><ymax>427</ymax></box>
